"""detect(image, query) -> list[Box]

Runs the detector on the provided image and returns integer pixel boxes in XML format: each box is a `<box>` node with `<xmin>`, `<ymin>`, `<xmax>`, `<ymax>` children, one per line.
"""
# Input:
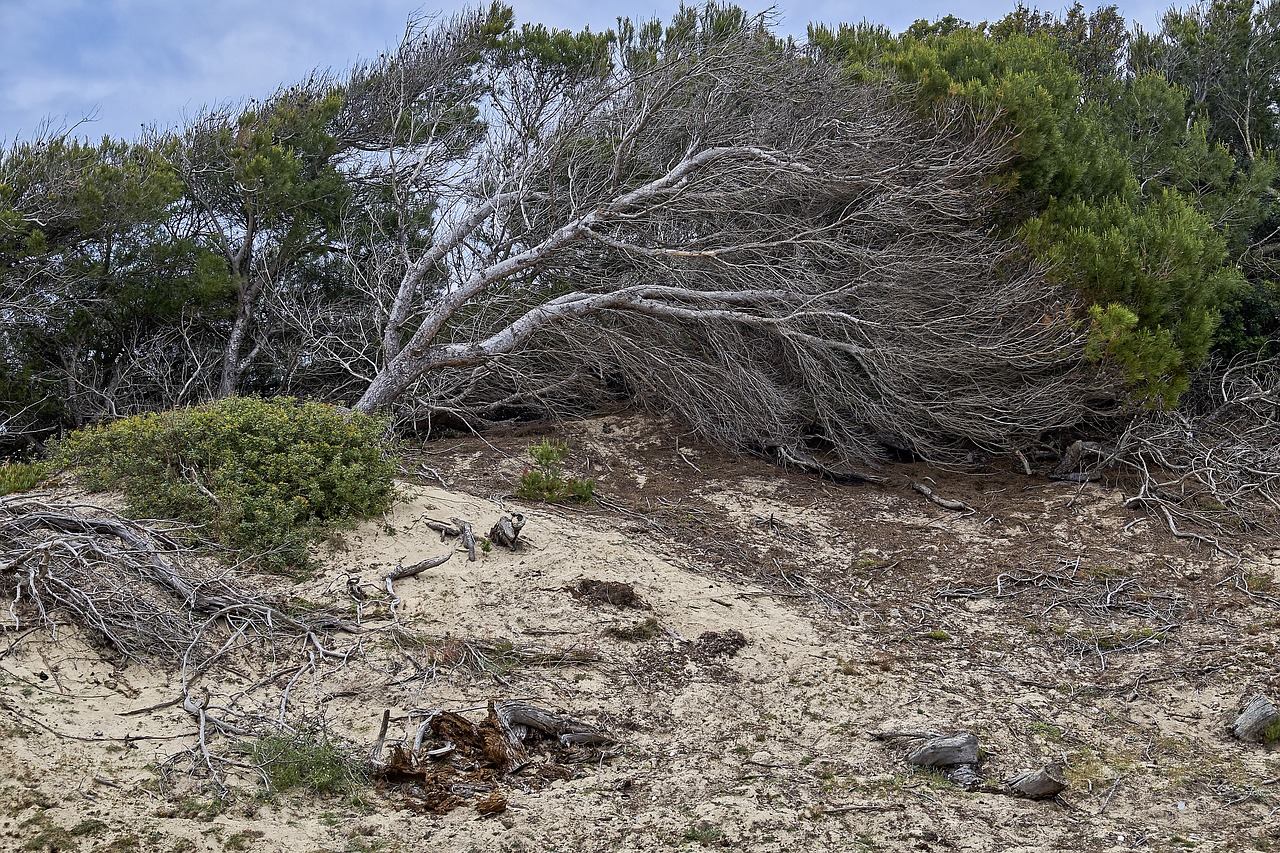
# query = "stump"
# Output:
<box><xmin>907</xmin><ymin>733</ymin><xmax>980</xmax><ymax>767</ymax></box>
<box><xmin>489</xmin><ymin>513</ymin><xmax>526</xmax><ymax>550</ymax></box>
<box><xmin>1232</xmin><ymin>694</ymin><xmax>1280</xmax><ymax>743</ymax></box>
<box><xmin>1006</xmin><ymin>764</ymin><xmax>1068</xmax><ymax>799</ymax></box>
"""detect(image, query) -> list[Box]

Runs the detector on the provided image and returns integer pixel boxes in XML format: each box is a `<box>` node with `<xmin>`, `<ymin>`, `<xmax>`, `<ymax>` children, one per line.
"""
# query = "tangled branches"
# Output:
<box><xmin>1113</xmin><ymin>356</ymin><xmax>1280</xmax><ymax>550</ymax></box>
<box><xmin>1</xmin><ymin>494</ymin><xmax>369</xmax><ymax>789</ymax></box>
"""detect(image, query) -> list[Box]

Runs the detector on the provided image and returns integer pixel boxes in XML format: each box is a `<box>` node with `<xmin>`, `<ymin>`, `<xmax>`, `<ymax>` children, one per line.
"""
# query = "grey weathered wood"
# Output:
<box><xmin>1233</xmin><ymin>694</ymin><xmax>1280</xmax><ymax>742</ymax></box>
<box><xmin>493</xmin><ymin>700</ymin><xmax>613</xmax><ymax>746</ymax></box>
<box><xmin>385</xmin><ymin>552</ymin><xmax>450</xmax><ymax>581</ymax></box>
<box><xmin>906</xmin><ymin>732</ymin><xmax>980</xmax><ymax>767</ymax></box>
<box><xmin>451</xmin><ymin>517</ymin><xmax>476</xmax><ymax>562</ymax></box>
<box><xmin>1006</xmin><ymin>764</ymin><xmax>1068</xmax><ymax>799</ymax></box>
<box><xmin>489</xmin><ymin>513</ymin><xmax>525</xmax><ymax>550</ymax></box>
<box><xmin>945</xmin><ymin>763</ymin><xmax>983</xmax><ymax>790</ymax></box>
<box><xmin>910</xmin><ymin>480</ymin><xmax>973</xmax><ymax>512</ymax></box>
<box><xmin>423</xmin><ymin>518</ymin><xmax>462</xmax><ymax>540</ymax></box>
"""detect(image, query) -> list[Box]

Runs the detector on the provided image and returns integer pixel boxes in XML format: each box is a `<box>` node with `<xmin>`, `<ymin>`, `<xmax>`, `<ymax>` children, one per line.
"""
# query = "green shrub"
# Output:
<box><xmin>514</xmin><ymin>439</ymin><xmax>594</xmax><ymax>504</ymax></box>
<box><xmin>50</xmin><ymin>397</ymin><xmax>396</xmax><ymax>572</ymax></box>
<box><xmin>250</xmin><ymin>726</ymin><xmax>367</xmax><ymax>796</ymax></box>
<box><xmin>0</xmin><ymin>461</ymin><xmax>46</xmax><ymax>496</ymax></box>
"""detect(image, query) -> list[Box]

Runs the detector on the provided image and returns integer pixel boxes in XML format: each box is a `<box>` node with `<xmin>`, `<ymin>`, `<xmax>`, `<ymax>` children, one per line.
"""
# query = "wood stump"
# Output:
<box><xmin>1233</xmin><ymin>695</ymin><xmax>1280</xmax><ymax>743</ymax></box>
<box><xmin>1006</xmin><ymin>764</ymin><xmax>1068</xmax><ymax>799</ymax></box>
<box><xmin>489</xmin><ymin>513</ymin><xmax>525</xmax><ymax>550</ymax></box>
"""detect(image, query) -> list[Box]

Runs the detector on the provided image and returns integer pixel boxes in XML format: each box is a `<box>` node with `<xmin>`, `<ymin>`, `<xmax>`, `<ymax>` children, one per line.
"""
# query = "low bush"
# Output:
<box><xmin>250</xmin><ymin>726</ymin><xmax>368</xmax><ymax>796</ymax></box>
<box><xmin>50</xmin><ymin>397</ymin><xmax>396</xmax><ymax>572</ymax></box>
<box><xmin>0</xmin><ymin>461</ymin><xmax>46</xmax><ymax>496</ymax></box>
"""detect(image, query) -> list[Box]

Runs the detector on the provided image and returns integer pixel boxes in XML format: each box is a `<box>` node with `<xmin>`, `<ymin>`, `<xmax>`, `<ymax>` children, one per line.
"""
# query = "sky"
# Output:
<box><xmin>0</xmin><ymin>0</ymin><xmax>1174</xmax><ymax>144</ymax></box>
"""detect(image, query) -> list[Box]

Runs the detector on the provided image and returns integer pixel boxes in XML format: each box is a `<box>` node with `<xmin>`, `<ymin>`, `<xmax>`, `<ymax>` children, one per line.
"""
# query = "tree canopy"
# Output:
<box><xmin>3</xmin><ymin>1</ymin><xmax>1278</xmax><ymax>465</ymax></box>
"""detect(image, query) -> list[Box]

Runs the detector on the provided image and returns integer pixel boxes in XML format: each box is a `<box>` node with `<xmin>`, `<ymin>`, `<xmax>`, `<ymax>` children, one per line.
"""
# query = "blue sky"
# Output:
<box><xmin>1</xmin><ymin>0</ymin><xmax>1173</xmax><ymax>143</ymax></box>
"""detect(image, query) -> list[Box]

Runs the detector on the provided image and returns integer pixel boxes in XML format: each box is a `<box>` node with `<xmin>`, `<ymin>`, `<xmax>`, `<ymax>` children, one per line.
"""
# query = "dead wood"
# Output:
<box><xmin>1232</xmin><ymin>694</ymin><xmax>1280</xmax><ymax>743</ymax></box>
<box><xmin>423</xmin><ymin>518</ymin><xmax>462</xmax><ymax>539</ymax></box>
<box><xmin>0</xmin><ymin>496</ymin><xmax>349</xmax><ymax>662</ymax></box>
<box><xmin>906</xmin><ymin>733</ymin><xmax>980</xmax><ymax>767</ymax></box>
<box><xmin>451</xmin><ymin>517</ymin><xmax>476</xmax><ymax>562</ymax></box>
<box><xmin>377</xmin><ymin>699</ymin><xmax>613</xmax><ymax>815</ymax></box>
<box><xmin>493</xmin><ymin>699</ymin><xmax>612</xmax><ymax>746</ymax></box>
<box><xmin>910</xmin><ymin>480</ymin><xmax>974</xmax><ymax>513</ymax></box>
<box><xmin>489</xmin><ymin>513</ymin><xmax>525</xmax><ymax>550</ymax></box>
<box><xmin>387</xmin><ymin>553</ymin><xmax>451</xmax><ymax>581</ymax></box>
<box><xmin>944</xmin><ymin>762</ymin><xmax>984</xmax><ymax>790</ymax></box>
<box><xmin>765</xmin><ymin>443</ymin><xmax>887</xmax><ymax>485</ymax></box>
<box><xmin>1006</xmin><ymin>764</ymin><xmax>1068</xmax><ymax>799</ymax></box>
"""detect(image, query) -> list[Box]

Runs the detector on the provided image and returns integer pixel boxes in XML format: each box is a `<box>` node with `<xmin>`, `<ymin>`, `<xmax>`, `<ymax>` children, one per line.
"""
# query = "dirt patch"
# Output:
<box><xmin>566</xmin><ymin>578</ymin><xmax>649</xmax><ymax>608</ymax></box>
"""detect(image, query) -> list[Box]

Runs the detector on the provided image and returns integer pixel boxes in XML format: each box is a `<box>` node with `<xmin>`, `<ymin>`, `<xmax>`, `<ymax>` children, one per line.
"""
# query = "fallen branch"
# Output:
<box><xmin>910</xmin><ymin>480</ymin><xmax>973</xmax><ymax>513</ymax></box>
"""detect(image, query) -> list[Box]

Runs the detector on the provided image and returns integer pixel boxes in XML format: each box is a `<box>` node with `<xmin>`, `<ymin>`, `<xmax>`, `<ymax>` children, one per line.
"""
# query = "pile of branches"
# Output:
<box><xmin>1110</xmin><ymin>356</ymin><xmax>1280</xmax><ymax>550</ymax></box>
<box><xmin>0</xmin><ymin>495</ymin><xmax>349</xmax><ymax>662</ymax></box>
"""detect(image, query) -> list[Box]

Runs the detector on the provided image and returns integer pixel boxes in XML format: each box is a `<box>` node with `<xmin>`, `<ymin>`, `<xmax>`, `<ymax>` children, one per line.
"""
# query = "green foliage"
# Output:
<box><xmin>514</xmin><ymin>439</ymin><xmax>595</xmax><ymax>503</ymax></box>
<box><xmin>1025</xmin><ymin>190</ymin><xmax>1245</xmax><ymax>403</ymax></box>
<box><xmin>682</xmin><ymin>821</ymin><xmax>725</xmax><ymax>844</ymax></box>
<box><xmin>250</xmin><ymin>726</ymin><xmax>368</xmax><ymax>796</ymax></box>
<box><xmin>810</xmin><ymin>11</ymin><xmax>1258</xmax><ymax>405</ymax></box>
<box><xmin>0</xmin><ymin>461</ymin><xmax>46</xmax><ymax>496</ymax></box>
<box><xmin>50</xmin><ymin>397</ymin><xmax>395</xmax><ymax>572</ymax></box>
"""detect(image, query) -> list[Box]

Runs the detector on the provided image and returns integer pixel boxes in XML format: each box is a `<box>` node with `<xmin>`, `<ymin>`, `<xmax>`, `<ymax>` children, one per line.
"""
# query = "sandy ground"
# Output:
<box><xmin>2</xmin><ymin>414</ymin><xmax>1278</xmax><ymax>853</ymax></box>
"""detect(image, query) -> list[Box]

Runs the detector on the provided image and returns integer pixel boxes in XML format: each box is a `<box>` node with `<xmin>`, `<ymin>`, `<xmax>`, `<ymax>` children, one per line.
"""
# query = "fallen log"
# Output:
<box><xmin>906</xmin><ymin>732</ymin><xmax>980</xmax><ymax>767</ymax></box>
<box><xmin>386</xmin><ymin>553</ymin><xmax>451</xmax><ymax>581</ymax></box>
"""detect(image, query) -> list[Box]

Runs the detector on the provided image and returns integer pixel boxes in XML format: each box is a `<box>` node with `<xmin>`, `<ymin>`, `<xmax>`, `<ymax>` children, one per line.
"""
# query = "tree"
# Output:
<box><xmin>327</xmin><ymin>6</ymin><xmax>1119</xmax><ymax>463</ymax></box>
<box><xmin>1130</xmin><ymin>0</ymin><xmax>1280</xmax><ymax>357</ymax></box>
<box><xmin>811</xmin><ymin>9</ymin><xmax>1256</xmax><ymax>404</ymax></box>
<box><xmin>0</xmin><ymin>132</ymin><xmax>231</xmax><ymax>442</ymax></box>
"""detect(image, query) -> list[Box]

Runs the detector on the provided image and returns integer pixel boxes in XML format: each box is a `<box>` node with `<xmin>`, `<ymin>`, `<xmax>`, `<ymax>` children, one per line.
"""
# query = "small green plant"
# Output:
<box><xmin>175</xmin><ymin>795</ymin><xmax>230</xmax><ymax>820</ymax></box>
<box><xmin>223</xmin><ymin>830</ymin><xmax>266</xmax><ymax>851</ymax></box>
<box><xmin>606</xmin><ymin>616</ymin><xmax>661</xmax><ymax>642</ymax></box>
<box><xmin>682</xmin><ymin>821</ymin><xmax>724</xmax><ymax>844</ymax></box>
<box><xmin>924</xmin><ymin>629</ymin><xmax>951</xmax><ymax>642</ymax></box>
<box><xmin>1263</xmin><ymin>717</ymin><xmax>1280</xmax><ymax>744</ymax></box>
<box><xmin>50</xmin><ymin>397</ymin><xmax>396</xmax><ymax>573</ymax></box>
<box><xmin>0</xmin><ymin>461</ymin><xmax>46</xmax><ymax>496</ymax></box>
<box><xmin>250</xmin><ymin>726</ymin><xmax>368</xmax><ymax>797</ymax></box>
<box><xmin>514</xmin><ymin>439</ymin><xmax>594</xmax><ymax>504</ymax></box>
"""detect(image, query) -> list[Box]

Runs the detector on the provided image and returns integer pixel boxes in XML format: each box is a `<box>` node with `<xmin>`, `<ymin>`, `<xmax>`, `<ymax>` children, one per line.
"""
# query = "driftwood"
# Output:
<box><xmin>907</xmin><ymin>733</ymin><xmax>980</xmax><ymax>767</ymax></box>
<box><xmin>423</xmin><ymin>518</ymin><xmax>461</xmax><ymax>540</ymax></box>
<box><xmin>451</xmin><ymin>517</ymin><xmax>476</xmax><ymax>562</ymax></box>
<box><xmin>1232</xmin><ymin>695</ymin><xmax>1280</xmax><ymax>743</ymax></box>
<box><xmin>489</xmin><ymin>514</ymin><xmax>526</xmax><ymax>550</ymax></box>
<box><xmin>386</xmin><ymin>553</ymin><xmax>451</xmax><ymax>581</ymax></box>
<box><xmin>494</xmin><ymin>700</ymin><xmax>613</xmax><ymax>747</ymax></box>
<box><xmin>1006</xmin><ymin>764</ymin><xmax>1068</xmax><ymax>799</ymax></box>
<box><xmin>909</xmin><ymin>480</ymin><xmax>973</xmax><ymax>513</ymax></box>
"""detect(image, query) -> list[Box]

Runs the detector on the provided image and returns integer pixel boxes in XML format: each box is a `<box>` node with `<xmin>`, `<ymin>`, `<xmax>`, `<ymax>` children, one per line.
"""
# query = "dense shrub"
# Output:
<box><xmin>0</xmin><ymin>461</ymin><xmax>46</xmax><ymax>496</ymax></box>
<box><xmin>51</xmin><ymin>397</ymin><xmax>395</xmax><ymax>572</ymax></box>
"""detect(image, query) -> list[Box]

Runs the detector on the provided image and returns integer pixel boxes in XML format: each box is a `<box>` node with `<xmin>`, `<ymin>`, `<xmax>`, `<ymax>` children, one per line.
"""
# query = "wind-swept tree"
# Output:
<box><xmin>326</xmin><ymin>5</ymin><xmax>1118</xmax><ymax>463</ymax></box>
